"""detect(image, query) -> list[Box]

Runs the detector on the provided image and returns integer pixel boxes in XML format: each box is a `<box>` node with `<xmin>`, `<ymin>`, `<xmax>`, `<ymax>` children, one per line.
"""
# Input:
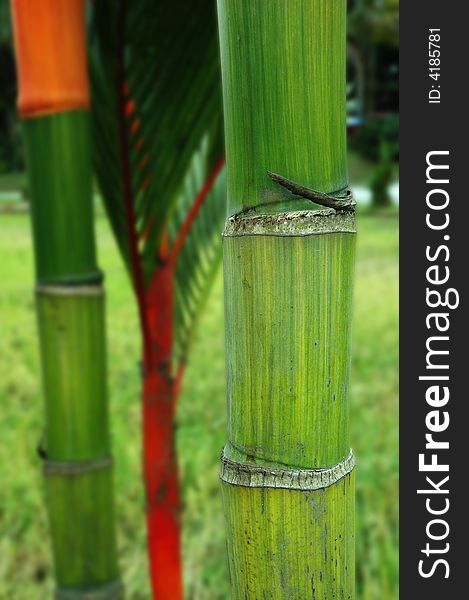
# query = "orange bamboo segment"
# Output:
<box><xmin>11</xmin><ymin>0</ymin><xmax>90</xmax><ymax>117</ymax></box>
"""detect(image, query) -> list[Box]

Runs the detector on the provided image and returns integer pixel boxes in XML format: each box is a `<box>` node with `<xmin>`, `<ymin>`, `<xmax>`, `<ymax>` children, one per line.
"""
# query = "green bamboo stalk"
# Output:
<box><xmin>22</xmin><ymin>107</ymin><xmax>122</xmax><ymax>599</ymax></box>
<box><xmin>24</xmin><ymin>112</ymin><xmax>98</xmax><ymax>284</ymax></box>
<box><xmin>216</xmin><ymin>1</ymin><xmax>356</xmax><ymax>597</ymax></box>
<box><xmin>11</xmin><ymin>1</ymin><xmax>122</xmax><ymax>595</ymax></box>
<box><xmin>25</xmin><ymin>112</ymin><xmax>123</xmax><ymax>599</ymax></box>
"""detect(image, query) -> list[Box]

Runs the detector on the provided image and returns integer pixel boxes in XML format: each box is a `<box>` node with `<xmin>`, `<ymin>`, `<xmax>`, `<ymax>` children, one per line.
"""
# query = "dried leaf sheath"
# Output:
<box><xmin>216</xmin><ymin>0</ymin><xmax>356</xmax><ymax>597</ymax></box>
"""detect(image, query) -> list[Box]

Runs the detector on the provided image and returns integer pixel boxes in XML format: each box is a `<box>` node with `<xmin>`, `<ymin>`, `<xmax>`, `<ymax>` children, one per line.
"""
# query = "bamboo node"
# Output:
<box><xmin>224</xmin><ymin>208</ymin><xmax>356</xmax><ymax>237</ymax></box>
<box><xmin>43</xmin><ymin>456</ymin><xmax>114</xmax><ymax>477</ymax></box>
<box><xmin>35</xmin><ymin>284</ymin><xmax>104</xmax><ymax>297</ymax></box>
<box><xmin>55</xmin><ymin>580</ymin><xmax>124</xmax><ymax>600</ymax></box>
<box><xmin>220</xmin><ymin>449</ymin><xmax>355</xmax><ymax>490</ymax></box>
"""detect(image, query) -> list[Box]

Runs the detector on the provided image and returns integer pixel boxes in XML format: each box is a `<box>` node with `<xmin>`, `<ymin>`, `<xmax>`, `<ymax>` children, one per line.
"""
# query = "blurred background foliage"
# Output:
<box><xmin>0</xmin><ymin>0</ymin><xmax>398</xmax><ymax>598</ymax></box>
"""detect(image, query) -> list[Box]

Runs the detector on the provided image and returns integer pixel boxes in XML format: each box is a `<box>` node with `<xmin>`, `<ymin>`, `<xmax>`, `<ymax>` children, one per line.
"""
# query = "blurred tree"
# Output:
<box><xmin>349</xmin><ymin>0</ymin><xmax>399</xmax><ymax>47</ymax></box>
<box><xmin>347</xmin><ymin>0</ymin><xmax>398</xmax><ymax>209</ymax></box>
<box><xmin>0</xmin><ymin>0</ymin><xmax>22</xmax><ymax>173</ymax></box>
<box><xmin>369</xmin><ymin>141</ymin><xmax>394</xmax><ymax>207</ymax></box>
<box><xmin>348</xmin><ymin>0</ymin><xmax>398</xmax><ymax>116</ymax></box>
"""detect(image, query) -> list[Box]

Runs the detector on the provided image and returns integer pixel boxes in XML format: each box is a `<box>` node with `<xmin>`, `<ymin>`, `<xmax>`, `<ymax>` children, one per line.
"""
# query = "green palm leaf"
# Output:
<box><xmin>169</xmin><ymin>134</ymin><xmax>226</xmax><ymax>365</ymax></box>
<box><xmin>88</xmin><ymin>0</ymin><xmax>224</xmax><ymax>283</ymax></box>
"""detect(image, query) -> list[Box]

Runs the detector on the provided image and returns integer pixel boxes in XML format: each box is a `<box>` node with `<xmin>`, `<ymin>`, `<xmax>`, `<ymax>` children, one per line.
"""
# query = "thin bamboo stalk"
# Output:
<box><xmin>216</xmin><ymin>1</ymin><xmax>356</xmax><ymax>597</ymax></box>
<box><xmin>11</xmin><ymin>1</ymin><xmax>122</xmax><ymax>597</ymax></box>
<box><xmin>23</xmin><ymin>112</ymin><xmax>97</xmax><ymax>283</ymax></box>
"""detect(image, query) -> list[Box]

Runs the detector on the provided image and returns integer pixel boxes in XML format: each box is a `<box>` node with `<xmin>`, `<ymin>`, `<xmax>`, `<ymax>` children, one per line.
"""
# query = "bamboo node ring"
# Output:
<box><xmin>43</xmin><ymin>456</ymin><xmax>114</xmax><ymax>477</ymax></box>
<box><xmin>35</xmin><ymin>284</ymin><xmax>104</xmax><ymax>297</ymax></box>
<box><xmin>220</xmin><ymin>449</ymin><xmax>355</xmax><ymax>491</ymax></box>
<box><xmin>55</xmin><ymin>580</ymin><xmax>124</xmax><ymax>600</ymax></box>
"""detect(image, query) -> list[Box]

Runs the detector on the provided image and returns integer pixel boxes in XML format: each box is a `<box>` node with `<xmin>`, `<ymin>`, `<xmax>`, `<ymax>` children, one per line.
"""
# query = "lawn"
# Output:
<box><xmin>0</xmin><ymin>210</ymin><xmax>398</xmax><ymax>599</ymax></box>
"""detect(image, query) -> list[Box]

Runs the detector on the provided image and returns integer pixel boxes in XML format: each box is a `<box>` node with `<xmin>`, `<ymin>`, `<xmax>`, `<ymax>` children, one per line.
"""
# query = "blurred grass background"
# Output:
<box><xmin>0</xmin><ymin>198</ymin><xmax>397</xmax><ymax>599</ymax></box>
<box><xmin>1</xmin><ymin>1</ymin><xmax>398</xmax><ymax>596</ymax></box>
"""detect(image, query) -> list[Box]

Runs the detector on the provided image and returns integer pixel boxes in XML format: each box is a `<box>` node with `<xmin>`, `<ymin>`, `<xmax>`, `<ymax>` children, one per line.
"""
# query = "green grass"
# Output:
<box><xmin>0</xmin><ymin>211</ymin><xmax>398</xmax><ymax>599</ymax></box>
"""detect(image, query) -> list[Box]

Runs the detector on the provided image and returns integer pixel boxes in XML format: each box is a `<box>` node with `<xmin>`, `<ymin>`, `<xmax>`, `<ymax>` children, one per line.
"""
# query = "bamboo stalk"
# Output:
<box><xmin>11</xmin><ymin>1</ymin><xmax>122</xmax><ymax>597</ymax></box>
<box><xmin>23</xmin><ymin>112</ymin><xmax>97</xmax><ymax>283</ymax></box>
<box><xmin>216</xmin><ymin>1</ymin><xmax>356</xmax><ymax>597</ymax></box>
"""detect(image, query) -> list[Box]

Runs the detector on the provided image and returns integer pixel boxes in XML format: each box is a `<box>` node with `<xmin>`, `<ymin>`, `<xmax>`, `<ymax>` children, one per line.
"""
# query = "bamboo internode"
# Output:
<box><xmin>222</xmin><ymin>470</ymin><xmax>355</xmax><ymax>598</ymax></box>
<box><xmin>223</xmin><ymin>215</ymin><xmax>355</xmax><ymax>470</ymax></box>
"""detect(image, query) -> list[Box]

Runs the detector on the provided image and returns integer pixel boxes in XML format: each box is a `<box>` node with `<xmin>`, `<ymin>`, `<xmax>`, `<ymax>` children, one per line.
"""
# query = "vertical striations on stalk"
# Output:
<box><xmin>10</xmin><ymin>1</ymin><xmax>122</xmax><ymax>597</ymax></box>
<box><xmin>216</xmin><ymin>1</ymin><xmax>356</xmax><ymax>598</ymax></box>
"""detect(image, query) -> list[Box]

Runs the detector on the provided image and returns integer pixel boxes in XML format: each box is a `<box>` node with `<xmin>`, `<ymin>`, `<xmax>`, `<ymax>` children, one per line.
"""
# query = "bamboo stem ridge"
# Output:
<box><xmin>216</xmin><ymin>0</ymin><xmax>355</xmax><ymax>597</ymax></box>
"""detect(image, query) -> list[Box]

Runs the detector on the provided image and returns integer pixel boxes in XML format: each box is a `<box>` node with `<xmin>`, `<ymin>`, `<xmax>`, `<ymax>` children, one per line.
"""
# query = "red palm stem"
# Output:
<box><xmin>168</xmin><ymin>156</ymin><xmax>224</xmax><ymax>266</ymax></box>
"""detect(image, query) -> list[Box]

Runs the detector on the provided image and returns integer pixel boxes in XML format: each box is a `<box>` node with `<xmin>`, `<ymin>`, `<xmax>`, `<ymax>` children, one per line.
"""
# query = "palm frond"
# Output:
<box><xmin>168</xmin><ymin>133</ymin><xmax>226</xmax><ymax>365</ymax></box>
<box><xmin>88</xmin><ymin>0</ymin><xmax>223</xmax><ymax>284</ymax></box>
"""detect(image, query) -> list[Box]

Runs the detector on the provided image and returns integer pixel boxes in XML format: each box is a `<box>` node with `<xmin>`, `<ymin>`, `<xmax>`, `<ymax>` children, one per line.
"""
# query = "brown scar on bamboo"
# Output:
<box><xmin>268</xmin><ymin>171</ymin><xmax>356</xmax><ymax>212</ymax></box>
